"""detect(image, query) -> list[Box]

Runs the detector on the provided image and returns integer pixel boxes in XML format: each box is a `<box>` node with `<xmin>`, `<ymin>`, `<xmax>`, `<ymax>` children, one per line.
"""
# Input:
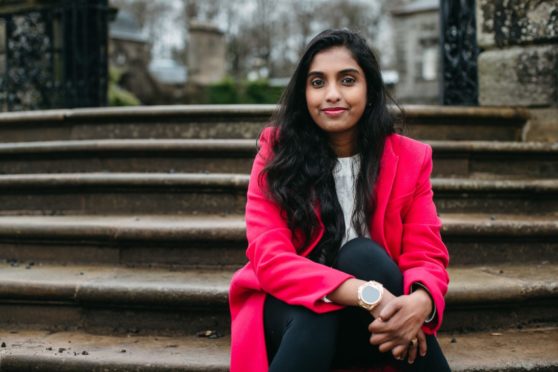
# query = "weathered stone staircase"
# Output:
<box><xmin>0</xmin><ymin>105</ymin><xmax>556</xmax><ymax>371</ymax></box>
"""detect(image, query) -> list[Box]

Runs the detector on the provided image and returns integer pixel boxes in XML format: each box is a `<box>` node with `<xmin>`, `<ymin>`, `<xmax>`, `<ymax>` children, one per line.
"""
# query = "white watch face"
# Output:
<box><xmin>362</xmin><ymin>286</ymin><xmax>381</xmax><ymax>304</ymax></box>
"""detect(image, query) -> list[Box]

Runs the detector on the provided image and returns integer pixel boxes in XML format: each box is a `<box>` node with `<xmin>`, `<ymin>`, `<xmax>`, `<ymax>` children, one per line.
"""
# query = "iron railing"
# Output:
<box><xmin>0</xmin><ymin>0</ymin><xmax>109</xmax><ymax>111</ymax></box>
<box><xmin>439</xmin><ymin>0</ymin><xmax>480</xmax><ymax>105</ymax></box>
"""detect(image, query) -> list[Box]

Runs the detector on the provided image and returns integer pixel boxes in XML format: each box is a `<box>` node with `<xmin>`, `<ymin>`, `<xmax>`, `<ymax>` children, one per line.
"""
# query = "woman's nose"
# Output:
<box><xmin>325</xmin><ymin>84</ymin><xmax>341</xmax><ymax>103</ymax></box>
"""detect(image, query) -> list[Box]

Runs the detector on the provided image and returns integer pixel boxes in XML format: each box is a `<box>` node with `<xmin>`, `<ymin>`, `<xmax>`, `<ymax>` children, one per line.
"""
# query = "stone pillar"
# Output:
<box><xmin>187</xmin><ymin>22</ymin><xmax>226</xmax><ymax>85</ymax></box>
<box><xmin>476</xmin><ymin>0</ymin><xmax>558</xmax><ymax>141</ymax></box>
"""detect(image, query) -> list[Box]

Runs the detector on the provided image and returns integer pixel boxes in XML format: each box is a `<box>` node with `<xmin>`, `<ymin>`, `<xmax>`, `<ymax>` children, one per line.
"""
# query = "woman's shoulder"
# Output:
<box><xmin>386</xmin><ymin>133</ymin><xmax>431</xmax><ymax>159</ymax></box>
<box><xmin>259</xmin><ymin>126</ymin><xmax>278</xmax><ymax>141</ymax></box>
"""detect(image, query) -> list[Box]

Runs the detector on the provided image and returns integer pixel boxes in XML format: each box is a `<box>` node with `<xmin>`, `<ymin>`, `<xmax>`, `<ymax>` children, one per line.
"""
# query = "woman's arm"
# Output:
<box><xmin>370</xmin><ymin>144</ymin><xmax>449</xmax><ymax>361</ymax></box>
<box><xmin>397</xmin><ymin>144</ymin><xmax>449</xmax><ymax>333</ymax></box>
<box><xmin>245</xmin><ymin>128</ymin><xmax>355</xmax><ymax>312</ymax></box>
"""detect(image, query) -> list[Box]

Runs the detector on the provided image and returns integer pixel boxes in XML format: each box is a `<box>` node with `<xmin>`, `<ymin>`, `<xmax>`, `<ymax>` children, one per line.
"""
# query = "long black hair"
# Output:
<box><xmin>261</xmin><ymin>29</ymin><xmax>397</xmax><ymax>266</ymax></box>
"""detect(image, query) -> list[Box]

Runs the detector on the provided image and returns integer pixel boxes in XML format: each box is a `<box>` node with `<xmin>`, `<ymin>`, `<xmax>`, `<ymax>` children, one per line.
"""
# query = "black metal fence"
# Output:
<box><xmin>0</xmin><ymin>0</ymin><xmax>109</xmax><ymax>111</ymax></box>
<box><xmin>439</xmin><ymin>0</ymin><xmax>480</xmax><ymax>105</ymax></box>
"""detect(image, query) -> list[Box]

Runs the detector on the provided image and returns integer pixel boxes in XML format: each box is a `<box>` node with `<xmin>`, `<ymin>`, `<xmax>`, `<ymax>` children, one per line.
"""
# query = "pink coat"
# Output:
<box><xmin>229</xmin><ymin>127</ymin><xmax>450</xmax><ymax>372</ymax></box>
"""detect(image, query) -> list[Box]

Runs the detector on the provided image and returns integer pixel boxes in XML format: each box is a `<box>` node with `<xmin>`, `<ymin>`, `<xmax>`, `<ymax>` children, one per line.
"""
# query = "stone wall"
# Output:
<box><xmin>476</xmin><ymin>0</ymin><xmax>558</xmax><ymax>141</ymax></box>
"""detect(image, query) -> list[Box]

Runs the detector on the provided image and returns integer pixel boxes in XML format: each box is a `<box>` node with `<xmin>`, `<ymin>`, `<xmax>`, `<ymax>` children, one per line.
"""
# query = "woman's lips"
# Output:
<box><xmin>322</xmin><ymin>107</ymin><xmax>348</xmax><ymax>116</ymax></box>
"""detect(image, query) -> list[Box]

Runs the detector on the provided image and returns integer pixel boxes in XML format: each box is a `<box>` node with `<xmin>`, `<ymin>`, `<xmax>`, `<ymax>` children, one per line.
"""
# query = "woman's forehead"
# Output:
<box><xmin>308</xmin><ymin>46</ymin><xmax>361</xmax><ymax>73</ymax></box>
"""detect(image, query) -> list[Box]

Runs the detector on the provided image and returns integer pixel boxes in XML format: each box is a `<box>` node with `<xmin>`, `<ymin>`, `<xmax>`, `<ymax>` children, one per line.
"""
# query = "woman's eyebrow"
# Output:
<box><xmin>307</xmin><ymin>68</ymin><xmax>361</xmax><ymax>77</ymax></box>
<box><xmin>307</xmin><ymin>71</ymin><xmax>324</xmax><ymax>77</ymax></box>
<box><xmin>338</xmin><ymin>68</ymin><xmax>361</xmax><ymax>75</ymax></box>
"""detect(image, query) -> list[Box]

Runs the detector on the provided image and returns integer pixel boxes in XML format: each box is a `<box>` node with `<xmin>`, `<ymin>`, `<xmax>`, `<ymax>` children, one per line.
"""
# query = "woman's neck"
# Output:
<box><xmin>328</xmin><ymin>131</ymin><xmax>358</xmax><ymax>157</ymax></box>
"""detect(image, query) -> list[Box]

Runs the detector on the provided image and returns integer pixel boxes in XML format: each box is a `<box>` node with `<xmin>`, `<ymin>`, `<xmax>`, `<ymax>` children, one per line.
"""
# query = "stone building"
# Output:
<box><xmin>476</xmin><ymin>0</ymin><xmax>558</xmax><ymax>142</ymax></box>
<box><xmin>108</xmin><ymin>9</ymin><xmax>159</xmax><ymax>104</ymax></box>
<box><xmin>390</xmin><ymin>0</ymin><xmax>440</xmax><ymax>104</ymax></box>
<box><xmin>109</xmin><ymin>9</ymin><xmax>150</xmax><ymax>71</ymax></box>
<box><xmin>109</xmin><ymin>9</ymin><xmax>194</xmax><ymax>105</ymax></box>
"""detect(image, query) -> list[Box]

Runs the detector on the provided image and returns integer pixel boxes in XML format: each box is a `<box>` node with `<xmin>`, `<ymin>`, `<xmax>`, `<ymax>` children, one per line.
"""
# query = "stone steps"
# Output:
<box><xmin>0</xmin><ymin>214</ymin><xmax>555</xmax><ymax>268</ymax></box>
<box><xmin>0</xmin><ymin>263</ymin><xmax>231</xmax><ymax>337</ymax></box>
<box><xmin>0</xmin><ymin>329</ymin><xmax>230</xmax><ymax>372</ymax></box>
<box><xmin>0</xmin><ymin>105</ymin><xmax>527</xmax><ymax>142</ymax></box>
<box><xmin>0</xmin><ymin>173</ymin><xmax>556</xmax><ymax>215</ymax></box>
<box><xmin>2</xmin><ymin>139</ymin><xmax>557</xmax><ymax>178</ymax></box>
<box><xmin>0</xmin><ymin>104</ymin><xmax>555</xmax><ymax>370</ymax></box>
<box><xmin>2</xmin><ymin>327</ymin><xmax>556</xmax><ymax>372</ymax></box>
<box><xmin>0</xmin><ymin>262</ymin><xmax>555</xmax><ymax>334</ymax></box>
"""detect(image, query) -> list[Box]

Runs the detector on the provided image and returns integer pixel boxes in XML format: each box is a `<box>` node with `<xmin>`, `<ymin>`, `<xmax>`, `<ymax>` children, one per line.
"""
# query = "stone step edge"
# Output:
<box><xmin>0</xmin><ymin>327</ymin><xmax>556</xmax><ymax>372</ymax></box>
<box><xmin>0</xmin><ymin>173</ymin><xmax>556</xmax><ymax>193</ymax></box>
<box><xmin>0</xmin><ymin>263</ymin><xmax>555</xmax><ymax>308</ymax></box>
<box><xmin>0</xmin><ymin>139</ymin><xmax>258</xmax><ymax>154</ymax></box>
<box><xmin>0</xmin><ymin>104</ymin><xmax>528</xmax><ymax>124</ymax></box>
<box><xmin>0</xmin><ymin>173</ymin><xmax>250</xmax><ymax>189</ymax></box>
<box><xmin>0</xmin><ymin>263</ymin><xmax>231</xmax><ymax>307</ymax></box>
<box><xmin>0</xmin><ymin>214</ymin><xmax>555</xmax><ymax>241</ymax></box>
<box><xmin>1</xmin><ymin>139</ymin><xmax>556</xmax><ymax>155</ymax></box>
<box><xmin>0</xmin><ymin>329</ymin><xmax>229</xmax><ymax>372</ymax></box>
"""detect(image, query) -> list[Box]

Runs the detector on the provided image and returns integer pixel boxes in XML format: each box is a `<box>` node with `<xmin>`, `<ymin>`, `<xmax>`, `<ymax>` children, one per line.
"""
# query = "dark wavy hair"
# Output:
<box><xmin>261</xmin><ymin>29</ymin><xmax>397</xmax><ymax>266</ymax></box>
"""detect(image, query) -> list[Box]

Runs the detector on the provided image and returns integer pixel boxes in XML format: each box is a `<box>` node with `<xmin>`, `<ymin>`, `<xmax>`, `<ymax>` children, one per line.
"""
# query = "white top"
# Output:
<box><xmin>332</xmin><ymin>154</ymin><xmax>370</xmax><ymax>247</ymax></box>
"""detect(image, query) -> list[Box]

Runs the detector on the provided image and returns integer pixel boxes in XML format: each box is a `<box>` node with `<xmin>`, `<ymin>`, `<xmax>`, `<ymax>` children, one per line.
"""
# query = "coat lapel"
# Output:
<box><xmin>370</xmin><ymin>137</ymin><xmax>399</xmax><ymax>253</ymax></box>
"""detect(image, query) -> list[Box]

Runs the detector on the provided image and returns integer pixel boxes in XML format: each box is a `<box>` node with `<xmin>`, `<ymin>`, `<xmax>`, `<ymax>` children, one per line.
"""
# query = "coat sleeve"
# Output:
<box><xmin>398</xmin><ymin>144</ymin><xmax>450</xmax><ymax>334</ymax></box>
<box><xmin>245</xmin><ymin>128</ymin><xmax>353</xmax><ymax>313</ymax></box>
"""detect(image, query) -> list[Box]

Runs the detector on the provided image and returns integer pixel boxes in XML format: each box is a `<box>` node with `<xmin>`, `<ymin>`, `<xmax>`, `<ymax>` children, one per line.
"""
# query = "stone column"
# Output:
<box><xmin>187</xmin><ymin>21</ymin><xmax>226</xmax><ymax>86</ymax></box>
<box><xmin>476</xmin><ymin>0</ymin><xmax>558</xmax><ymax>141</ymax></box>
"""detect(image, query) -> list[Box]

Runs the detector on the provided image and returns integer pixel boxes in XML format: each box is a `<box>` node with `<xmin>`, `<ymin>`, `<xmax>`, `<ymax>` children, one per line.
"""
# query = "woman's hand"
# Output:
<box><xmin>368</xmin><ymin>289</ymin><xmax>432</xmax><ymax>362</ymax></box>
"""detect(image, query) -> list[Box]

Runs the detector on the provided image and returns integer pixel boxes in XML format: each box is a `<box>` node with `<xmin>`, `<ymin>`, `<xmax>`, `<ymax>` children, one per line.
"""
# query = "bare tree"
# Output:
<box><xmin>111</xmin><ymin>0</ymin><xmax>389</xmax><ymax>79</ymax></box>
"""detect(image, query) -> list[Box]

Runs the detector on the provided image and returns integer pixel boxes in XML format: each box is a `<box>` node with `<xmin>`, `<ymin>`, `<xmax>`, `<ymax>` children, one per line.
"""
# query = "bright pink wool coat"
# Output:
<box><xmin>229</xmin><ymin>127</ymin><xmax>450</xmax><ymax>372</ymax></box>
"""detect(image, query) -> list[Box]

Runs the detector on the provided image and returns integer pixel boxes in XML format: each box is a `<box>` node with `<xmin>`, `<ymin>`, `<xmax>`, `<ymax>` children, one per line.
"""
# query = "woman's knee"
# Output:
<box><xmin>267</xmin><ymin>307</ymin><xmax>338</xmax><ymax>371</ymax></box>
<box><xmin>333</xmin><ymin>238</ymin><xmax>403</xmax><ymax>294</ymax></box>
<box><xmin>265</xmin><ymin>296</ymin><xmax>338</xmax><ymax>353</ymax></box>
<box><xmin>287</xmin><ymin>306</ymin><xmax>338</xmax><ymax>345</ymax></box>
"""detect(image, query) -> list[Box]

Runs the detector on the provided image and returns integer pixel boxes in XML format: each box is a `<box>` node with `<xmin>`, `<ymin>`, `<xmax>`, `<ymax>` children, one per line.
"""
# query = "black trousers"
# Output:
<box><xmin>264</xmin><ymin>238</ymin><xmax>451</xmax><ymax>371</ymax></box>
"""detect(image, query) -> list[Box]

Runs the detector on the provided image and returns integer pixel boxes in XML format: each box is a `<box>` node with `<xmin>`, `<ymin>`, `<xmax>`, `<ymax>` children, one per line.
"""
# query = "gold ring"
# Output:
<box><xmin>410</xmin><ymin>338</ymin><xmax>418</xmax><ymax>347</ymax></box>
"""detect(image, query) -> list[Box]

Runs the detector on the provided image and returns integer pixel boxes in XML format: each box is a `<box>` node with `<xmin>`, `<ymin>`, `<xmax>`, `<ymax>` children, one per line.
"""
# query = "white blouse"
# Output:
<box><xmin>332</xmin><ymin>153</ymin><xmax>370</xmax><ymax>247</ymax></box>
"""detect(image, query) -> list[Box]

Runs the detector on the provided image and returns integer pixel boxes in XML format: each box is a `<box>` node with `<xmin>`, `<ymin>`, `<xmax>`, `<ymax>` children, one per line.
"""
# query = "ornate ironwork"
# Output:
<box><xmin>439</xmin><ymin>0</ymin><xmax>480</xmax><ymax>105</ymax></box>
<box><xmin>0</xmin><ymin>0</ymin><xmax>109</xmax><ymax>111</ymax></box>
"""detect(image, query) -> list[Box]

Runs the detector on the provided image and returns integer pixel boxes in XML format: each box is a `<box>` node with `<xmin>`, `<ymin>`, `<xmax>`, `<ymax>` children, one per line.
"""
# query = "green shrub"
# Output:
<box><xmin>244</xmin><ymin>80</ymin><xmax>283</xmax><ymax>104</ymax></box>
<box><xmin>207</xmin><ymin>77</ymin><xmax>239</xmax><ymax>104</ymax></box>
<box><xmin>108</xmin><ymin>67</ymin><xmax>141</xmax><ymax>106</ymax></box>
<box><xmin>206</xmin><ymin>78</ymin><xmax>284</xmax><ymax>104</ymax></box>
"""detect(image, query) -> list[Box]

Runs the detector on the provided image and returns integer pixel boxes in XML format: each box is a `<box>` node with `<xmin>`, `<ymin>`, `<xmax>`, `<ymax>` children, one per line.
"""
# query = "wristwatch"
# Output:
<box><xmin>357</xmin><ymin>281</ymin><xmax>384</xmax><ymax>311</ymax></box>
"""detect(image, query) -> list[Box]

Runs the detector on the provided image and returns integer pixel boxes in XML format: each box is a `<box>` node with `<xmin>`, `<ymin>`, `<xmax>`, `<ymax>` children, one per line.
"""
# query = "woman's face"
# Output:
<box><xmin>305</xmin><ymin>46</ymin><xmax>367</xmax><ymax>156</ymax></box>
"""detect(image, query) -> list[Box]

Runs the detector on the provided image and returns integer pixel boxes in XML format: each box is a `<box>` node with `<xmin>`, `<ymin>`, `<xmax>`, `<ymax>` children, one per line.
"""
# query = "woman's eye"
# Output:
<box><xmin>342</xmin><ymin>76</ymin><xmax>356</xmax><ymax>85</ymax></box>
<box><xmin>310</xmin><ymin>79</ymin><xmax>324</xmax><ymax>88</ymax></box>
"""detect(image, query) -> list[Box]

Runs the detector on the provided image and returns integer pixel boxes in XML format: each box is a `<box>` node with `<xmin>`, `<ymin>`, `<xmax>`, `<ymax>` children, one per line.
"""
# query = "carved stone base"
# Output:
<box><xmin>524</xmin><ymin>108</ymin><xmax>558</xmax><ymax>143</ymax></box>
<box><xmin>479</xmin><ymin>45</ymin><xmax>558</xmax><ymax>106</ymax></box>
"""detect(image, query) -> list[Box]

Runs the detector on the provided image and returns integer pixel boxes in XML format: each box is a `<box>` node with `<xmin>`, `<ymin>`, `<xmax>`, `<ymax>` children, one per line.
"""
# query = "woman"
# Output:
<box><xmin>229</xmin><ymin>29</ymin><xmax>450</xmax><ymax>371</ymax></box>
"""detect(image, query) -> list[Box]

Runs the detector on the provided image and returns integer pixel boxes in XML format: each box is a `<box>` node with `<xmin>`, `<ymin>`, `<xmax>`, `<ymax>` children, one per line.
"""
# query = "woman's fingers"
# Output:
<box><xmin>378</xmin><ymin>339</ymin><xmax>400</xmax><ymax>353</ymax></box>
<box><xmin>417</xmin><ymin>329</ymin><xmax>428</xmax><ymax>357</ymax></box>
<box><xmin>391</xmin><ymin>343</ymin><xmax>408</xmax><ymax>360</ymax></box>
<box><xmin>369</xmin><ymin>330</ymin><xmax>394</xmax><ymax>346</ymax></box>
<box><xmin>407</xmin><ymin>337</ymin><xmax>419</xmax><ymax>364</ymax></box>
<box><xmin>369</xmin><ymin>316</ymin><xmax>392</xmax><ymax>333</ymax></box>
<box><xmin>378</xmin><ymin>297</ymin><xmax>401</xmax><ymax>321</ymax></box>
